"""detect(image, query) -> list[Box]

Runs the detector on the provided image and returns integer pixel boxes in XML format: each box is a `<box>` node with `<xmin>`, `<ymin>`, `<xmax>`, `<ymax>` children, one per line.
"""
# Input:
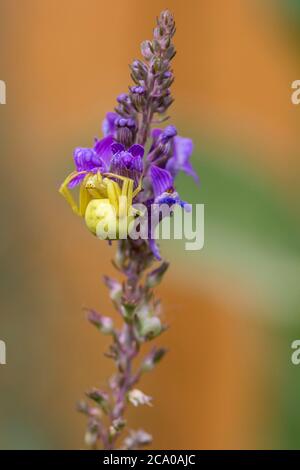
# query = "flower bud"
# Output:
<box><xmin>130</xmin><ymin>60</ymin><xmax>148</xmax><ymax>81</ymax></box>
<box><xmin>114</xmin><ymin>240</ymin><xmax>127</xmax><ymax>269</ymax></box>
<box><xmin>117</xmin><ymin>93</ymin><xmax>130</xmax><ymax>104</ymax></box>
<box><xmin>87</xmin><ymin>310</ymin><xmax>114</xmax><ymax>335</ymax></box>
<box><xmin>121</xmin><ymin>302</ymin><xmax>137</xmax><ymax>322</ymax></box>
<box><xmin>139</xmin><ymin>316</ymin><xmax>162</xmax><ymax>339</ymax></box>
<box><xmin>103</xmin><ymin>276</ymin><xmax>122</xmax><ymax>303</ymax></box>
<box><xmin>158</xmin><ymin>10</ymin><xmax>175</xmax><ymax>37</ymax></box>
<box><xmin>115</xmin><ymin>117</ymin><xmax>137</xmax><ymax>148</ymax></box>
<box><xmin>154</xmin><ymin>26</ymin><xmax>163</xmax><ymax>41</ymax></box>
<box><xmin>84</xmin><ymin>429</ymin><xmax>98</xmax><ymax>447</ymax></box>
<box><xmin>123</xmin><ymin>430</ymin><xmax>152</xmax><ymax>450</ymax></box>
<box><xmin>86</xmin><ymin>388</ymin><xmax>110</xmax><ymax>413</ymax></box>
<box><xmin>141</xmin><ymin>40</ymin><xmax>153</xmax><ymax>61</ymax></box>
<box><xmin>165</xmin><ymin>44</ymin><xmax>176</xmax><ymax>60</ymax></box>
<box><xmin>109</xmin><ymin>417</ymin><xmax>126</xmax><ymax>438</ymax></box>
<box><xmin>142</xmin><ymin>347</ymin><xmax>167</xmax><ymax>372</ymax></box>
<box><xmin>84</xmin><ymin>417</ymin><xmax>100</xmax><ymax>447</ymax></box>
<box><xmin>146</xmin><ymin>262</ymin><xmax>169</xmax><ymax>289</ymax></box>
<box><xmin>128</xmin><ymin>389</ymin><xmax>152</xmax><ymax>407</ymax></box>
<box><xmin>89</xmin><ymin>407</ymin><xmax>102</xmax><ymax>418</ymax></box>
<box><xmin>76</xmin><ymin>400</ymin><xmax>89</xmax><ymax>415</ymax></box>
<box><xmin>156</xmin><ymin>93</ymin><xmax>173</xmax><ymax>113</ymax></box>
<box><xmin>129</xmin><ymin>85</ymin><xmax>146</xmax><ymax>111</ymax></box>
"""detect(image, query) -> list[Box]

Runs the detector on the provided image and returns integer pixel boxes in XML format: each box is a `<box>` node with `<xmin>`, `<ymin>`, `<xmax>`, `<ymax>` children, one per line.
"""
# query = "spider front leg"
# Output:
<box><xmin>59</xmin><ymin>171</ymin><xmax>88</xmax><ymax>216</ymax></box>
<box><xmin>132</xmin><ymin>176</ymin><xmax>143</xmax><ymax>199</ymax></box>
<box><xmin>78</xmin><ymin>176</ymin><xmax>93</xmax><ymax>217</ymax></box>
<box><xmin>103</xmin><ymin>173</ymin><xmax>134</xmax><ymax>218</ymax></box>
<box><xmin>120</xmin><ymin>177</ymin><xmax>134</xmax><ymax>218</ymax></box>
<box><xmin>103</xmin><ymin>177</ymin><xmax>121</xmax><ymax>215</ymax></box>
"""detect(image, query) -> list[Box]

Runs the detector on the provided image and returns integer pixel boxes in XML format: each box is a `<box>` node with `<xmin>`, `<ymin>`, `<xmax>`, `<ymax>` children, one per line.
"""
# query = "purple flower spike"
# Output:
<box><xmin>150</xmin><ymin>165</ymin><xmax>173</xmax><ymax>197</ymax></box>
<box><xmin>166</xmin><ymin>136</ymin><xmax>199</xmax><ymax>183</ymax></box>
<box><xmin>59</xmin><ymin>9</ymin><xmax>201</xmax><ymax>451</ymax></box>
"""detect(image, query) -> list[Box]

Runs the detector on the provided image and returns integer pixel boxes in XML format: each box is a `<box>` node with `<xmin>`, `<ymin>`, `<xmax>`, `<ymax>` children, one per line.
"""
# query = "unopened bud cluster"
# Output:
<box><xmin>112</xmin><ymin>10</ymin><xmax>176</xmax><ymax>147</ymax></box>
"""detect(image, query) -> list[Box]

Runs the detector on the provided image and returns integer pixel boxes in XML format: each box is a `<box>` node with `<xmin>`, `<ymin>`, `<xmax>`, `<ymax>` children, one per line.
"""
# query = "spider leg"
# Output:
<box><xmin>132</xmin><ymin>176</ymin><xmax>143</xmax><ymax>199</ymax></box>
<box><xmin>96</xmin><ymin>170</ymin><xmax>102</xmax><ymax>183</ymax></box>
<box><xmin>103</xmin><ymin>173</ymin><xmax>134</xmax><ymax>218</ymax></box>
<box><xmin>125</xmin><ymin>178</ymin><xmax>134</xmax><ymax>208</ymax></box>
<box><xmin>78</xmin><ymin>174</ymin><xmax>93</xmax><ymax>216</ymax></box>
<box><xmin>103</xmin><ymin>177</ymin><xmax>121</xmax><ymax>214</ymax></box>
<box><xmin>103</xmin><ymin>172</ymin><xmax>130</xmax><ymax>182</ymax></box>
<box><xmin>117</xmin><ymin>177</ymin><xmax>134</xmax><ymax>219</ymax></box>
<box><xmin>59</xmin><ymin>171</ymin><xmax>87</xmax><ymax>215</ymax></box>
<box><xmin>103</xmin><ymin>172</ymin><xmax>142</xmax><ymax>200</ymax></box>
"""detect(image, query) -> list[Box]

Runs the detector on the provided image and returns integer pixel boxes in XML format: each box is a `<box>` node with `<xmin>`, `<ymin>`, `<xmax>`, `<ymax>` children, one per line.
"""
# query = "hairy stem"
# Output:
<box><xmin>98</xmin><ymin>240</ymin><xmax>156</xmax><ymax>450</ymax></box>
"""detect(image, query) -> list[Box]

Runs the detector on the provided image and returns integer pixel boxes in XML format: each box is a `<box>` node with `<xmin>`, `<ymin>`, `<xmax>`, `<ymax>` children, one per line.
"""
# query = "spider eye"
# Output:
<box><xmin>85</xmin><ymin>175</ymin><xmax>97</xmax><ymax>189</ymax></box>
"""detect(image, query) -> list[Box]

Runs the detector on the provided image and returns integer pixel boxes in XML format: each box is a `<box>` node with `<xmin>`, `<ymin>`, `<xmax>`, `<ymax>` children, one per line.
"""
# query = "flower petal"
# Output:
<box><xmin>151</xmin><ymin>128</ymin><xmax>163</xmax><ymax>141</ymax></box>
<box><xmin>128</xmin><ymin>144</ymin><xmax>144</xmax><ymax>159</ymax></box>
<box><xmin>132</xmin><ymin>156</ymin><xmax>143</xmax><ymax>173</ymax></box>
<box><xmin>111</xmin><ymin>142</ymin><xmax>125</xmax><ymax>155</ymax></box>
<box><xmin>155</xmin><ymin>192</ymin><xmax>192</xmax><ymax>212</ymax></box>
<box><xmin>166</xmin><ymin>135</ymin><xmax>199</xmax><ymax>183</ymax></box>
<box><xmin>150</xmin><ymin>165</ymin><xmax>173</xmax><ymax>197</ymax></box>
<box><xmin>67</xmin><ymin>172</ymin><xmax>87</xmax><ymax>188</ymax></box>
<box><xmin>102</xmin><ymin>112</ymin><xmax>118</xmax><ymax>136</ymax></box>
<box><xmin>149</xmin><ymin>238</ymin><xmax>161</xmax><ymax>260</ymax></box>
<box><xmin>149</xmin><ymin>128</ymin><xmax>163</xmax><ymax>153</ymax></box>
<box><xmin>94</xmin><ymin>134</ymin><xmax>114</xmax><ymax>169</ymax></box>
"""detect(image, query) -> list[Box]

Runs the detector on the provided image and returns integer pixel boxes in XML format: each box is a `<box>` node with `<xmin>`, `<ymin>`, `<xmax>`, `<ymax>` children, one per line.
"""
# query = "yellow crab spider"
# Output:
<box><xmin>59</xmin><ymin>170</ymin><xmax>143</xmax><ymax>238</ymax></box>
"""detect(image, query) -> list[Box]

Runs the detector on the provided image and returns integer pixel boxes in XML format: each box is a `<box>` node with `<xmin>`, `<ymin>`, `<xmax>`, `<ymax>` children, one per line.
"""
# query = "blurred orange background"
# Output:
<box><xmin>0</xmin><ymin>0</ymin><xmax>300</xmax><ymax>449</ymax></box>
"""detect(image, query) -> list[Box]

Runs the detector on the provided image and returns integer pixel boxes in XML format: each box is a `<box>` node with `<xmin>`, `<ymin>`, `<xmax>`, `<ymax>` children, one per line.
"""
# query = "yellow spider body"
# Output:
<box><xmin>59</xmin><ymin>171</ymin><xmax>142</xmax><ymax>239</ymax></box>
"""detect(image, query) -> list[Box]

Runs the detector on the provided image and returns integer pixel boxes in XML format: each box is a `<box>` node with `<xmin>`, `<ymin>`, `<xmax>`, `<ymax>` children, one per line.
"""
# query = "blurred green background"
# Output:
<box><xmin>0</xmin><ymin>0</ymin><xmax>299</xmax><ymax>449</ymax></box>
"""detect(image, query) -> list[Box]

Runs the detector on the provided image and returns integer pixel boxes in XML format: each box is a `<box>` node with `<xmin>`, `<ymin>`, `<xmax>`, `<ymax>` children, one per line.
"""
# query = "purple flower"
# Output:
<box><xmin>149</xmin><ymin>126</ymin><xmax>176</xmax><ymax>156</ymax></box>
<box><xmin>155</xmin><ymin>191</ymin><xmax>191</xmax><ymax>211</ymax></box>
<box><xmin>94</xmin><ymin>134</ymin><xmax>115</xmax><ymax>168</ymax></box>
<box><xmin>146</xmin><ymin>165</ymin><xmax>191</xmax><ymax>260</ymax></box>
<box><xmin>166</xmin><ymin>135</ymin><xmax>199</xmax><ymax>183</ymax></box>
<box><xmin>68</xmin><ymin>148</ymin><xmax>102</xmax><ymax>188</ymax></box>
<box><xmin>68</xmin><ymin>134</ymin><xmax>115</xmax><ymax>188</ymax></box>
<box><xmin>110</xmin><ymin>143</ymin><xmax>144</xmax><ymax>183</ymax></box>
<box><xmin>149</xmin><ymin>127</ymin><xmax>198</xmax><ymax>183</ymax></box>
<box><xmin>130</xmin><ymin>86</ymin><xmax>146</xmax><ymax>95</ymax></box>
<box><xmin>102</xmin><ymin>112</ymin><xmax>118</xmax><ymax>137</ymax></box>
<box><xmin>160</xmin><ymin>125</ymin><xmax>177</xmax><ymax>142</ymax></box>
<box><xmin>67</xmin><ymin>126</ymin><xmax>145</xmax><ymax>191</ymax></box>
<box><xmin>117</xmin><ymin>93</ymin><xmax>130</xmax><ymax>104</ymax></box>
<box><xmin>150</xmin><ymin>165</ymin><xmax>173</xmax><ymax>197</ymax></box>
